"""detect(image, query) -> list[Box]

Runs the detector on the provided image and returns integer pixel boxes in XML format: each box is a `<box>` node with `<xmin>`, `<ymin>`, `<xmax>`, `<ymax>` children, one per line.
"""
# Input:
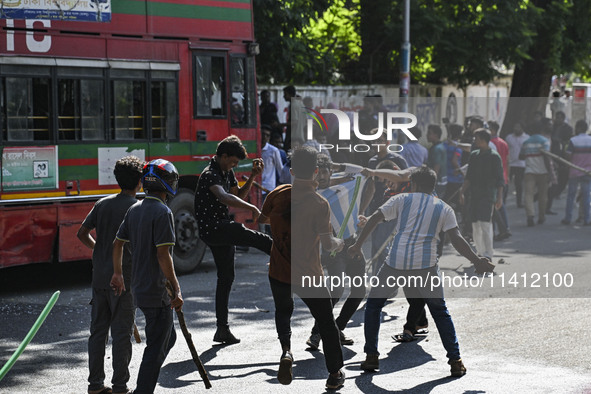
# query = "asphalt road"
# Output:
<box><xmin>1</xmin><ymin>193</ymin><xmax>591</xmax><ymax>393</ymax></box>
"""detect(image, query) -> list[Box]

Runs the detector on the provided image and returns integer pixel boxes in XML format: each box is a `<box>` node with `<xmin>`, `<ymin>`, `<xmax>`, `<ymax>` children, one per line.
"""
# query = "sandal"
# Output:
<box><xmin>392</xmin><ymin>331</ymin><xmax>417</xmax><ymax>343</ymax></box>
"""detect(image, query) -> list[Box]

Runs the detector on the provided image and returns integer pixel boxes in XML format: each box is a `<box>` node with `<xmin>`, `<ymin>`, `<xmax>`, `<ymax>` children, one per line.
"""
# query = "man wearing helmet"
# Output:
<box><xmin>111</xmin><ymin>159</ymin><xmax>184</xmax><ymax>394</ymax></box>
<box><xmin>194</xmin><ymin>135</ymin><xmax>273</xmax><ymax>344</ymax></box>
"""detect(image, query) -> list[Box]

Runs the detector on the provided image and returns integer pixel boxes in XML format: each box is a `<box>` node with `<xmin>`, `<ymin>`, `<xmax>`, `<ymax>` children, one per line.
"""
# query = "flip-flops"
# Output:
<box><xmin>392</xmin><ymin>332</ymin><xmax>417</xmax><ymax>342</ymax></box>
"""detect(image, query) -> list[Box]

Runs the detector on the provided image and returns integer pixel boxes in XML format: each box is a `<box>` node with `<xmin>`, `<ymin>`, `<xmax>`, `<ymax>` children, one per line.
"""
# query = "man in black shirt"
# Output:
<box><xmin>194</xmin><ymin>135</ymin><xmax>273</xmax><ymax>344</ymax></box>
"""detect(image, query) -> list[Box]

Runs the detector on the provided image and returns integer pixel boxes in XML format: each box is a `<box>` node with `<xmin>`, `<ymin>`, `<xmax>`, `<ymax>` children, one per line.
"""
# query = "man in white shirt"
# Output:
<box><xmin>505</xmin><ymin>122</ymin><xmax>530</xmax><ymax>208</ymax></box>
<box><xmin>348</xmin><ymin>166</ymin><xmax>492</xmax><ymax>377</ymax></box>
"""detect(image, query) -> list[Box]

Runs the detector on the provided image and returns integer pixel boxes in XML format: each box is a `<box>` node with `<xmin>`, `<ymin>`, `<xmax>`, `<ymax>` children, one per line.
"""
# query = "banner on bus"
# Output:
<box><xmin>1</xmin><ymin>146</ymin><xmax>58</xmax><ymax>192</ymax></box>
<box><xmin>0</xmin><ymin>0</ymin><xmax>111</xmax><ymax>22</ymax></box>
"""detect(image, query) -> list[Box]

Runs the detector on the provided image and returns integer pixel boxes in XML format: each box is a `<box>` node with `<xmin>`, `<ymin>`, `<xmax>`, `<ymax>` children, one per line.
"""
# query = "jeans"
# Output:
<box><xmin>268</xmin><ymin>277</ymin><xmax>344</xmax><ymax>374</ymax></box>
<box><xmin>564</xmin><ymin>176</ymin><xmax>591</xmax><ymax>224</ymax></box>
<box><xmin>202</xmin><ymin>221</ymin><xmax>272</xmax><ymax>327</ymax></box>
<box><xmin>134</xmin><ymin>306</ymin><xmax>176</xmax><ymax>394</ymax></box>
<box><xmin>88</xmin><ymin>288</ymin><xmax>135</xmax><ymax>393</ymax></box>
<box><xmin>363</xmin><ymin>264</ymin><xmax>460</xmax><ymax>361</ymax></box>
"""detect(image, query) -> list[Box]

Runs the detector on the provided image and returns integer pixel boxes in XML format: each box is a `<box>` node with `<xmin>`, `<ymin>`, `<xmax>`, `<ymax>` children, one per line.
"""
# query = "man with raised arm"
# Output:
<box><xmin>194</xmin><ymin>135</ymin><xmax>273</xmax><ymax>344</ymax></box>
<box><xmin>349</xmin><ymin>165</ymin><xmax>493</xmax><ymax>377</ymax></box>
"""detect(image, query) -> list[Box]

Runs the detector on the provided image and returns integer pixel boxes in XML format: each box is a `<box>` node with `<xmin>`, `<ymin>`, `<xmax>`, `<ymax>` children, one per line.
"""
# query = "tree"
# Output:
<box><xmin>503</xmin><ymin>0</ymin><xmax>591</xmax><ymax>136</ymax></box>
<box><xmin>253</xmin><ymin>0</ymin><xmax>360</xmax><ymax>84</ymax></box>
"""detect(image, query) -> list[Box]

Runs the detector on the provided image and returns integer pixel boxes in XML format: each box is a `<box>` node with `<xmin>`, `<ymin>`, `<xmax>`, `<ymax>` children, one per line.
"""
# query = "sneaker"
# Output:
<box><xmin>527</xmin><ymin>216</ymin><xmax>535</xmax><ymax>227</ymax></box>
<box><xmin>306</xmin><ymin>333</ymin><xmax>321</xmax><ymax>350</ymax></box>
<box><xmin>340</xmin><ymin>330</ymin><xmax>354</xmax><ymax>345</ymax></box>
<box><xmin>493</xmin><ymin>231</ymin><xmax>511</xmax><ymax>241</ymax></box>
<box><xmin>277</xmin><ymin>350</ymin><xmax>293</xmax><ymax>385</ymax></box>
<box><xmin>360</xmin><ymin>353</ymin><xmax>379</xmax><ymax>371</ymax></box>
<box><xmin>449</xmin><ymin>358</ymin><xmax>467</xmax><ymax>377</ymax></box>
<box><xmin>213</xmin><ymin>326</ymin><xmax>241</xmax><ymax>344</ymax></box>
<box><xmin>325</xmin><ymin>369</ymin><xmax>345</xmax><ymax>389</ymax></box>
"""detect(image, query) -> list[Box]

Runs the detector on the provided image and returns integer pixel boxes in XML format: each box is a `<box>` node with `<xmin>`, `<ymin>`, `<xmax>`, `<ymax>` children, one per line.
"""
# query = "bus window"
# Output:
<box><xmin>194</xmin><ymin>54</ymin><xmax>226</xmax><ymax>118</ymax></box>
<box><xmin>80</xmin><ymin>80</ymin><xmax>105</xmax><ymax>141</ymax></box>
<box><xmin>57</xmin><ymin>67</ymin><xmax>105</xmax><ymax>142</ymax></box>
<box><xmin>111</xmin><ymin>69</ymin><xmax>146</xmax><ymax>141</ymax></box>
<box><xmin>57</xmin><ymin>79</ymin><xmax>78</xmax><ymax>140</ymax></box>
<box><xmin>230</xmin><ymin>56</ymin><xmax>256</xmax><ymax>127</ymax></box>
<box><xmin>151</xmin><ymin>70</ymin><xmax>177</xmax><ymax>141</ymax></box>
<box><xmin>5</xmin><ymin>77</ymin><xmax>51</xmax><ymax>142</ymax></box>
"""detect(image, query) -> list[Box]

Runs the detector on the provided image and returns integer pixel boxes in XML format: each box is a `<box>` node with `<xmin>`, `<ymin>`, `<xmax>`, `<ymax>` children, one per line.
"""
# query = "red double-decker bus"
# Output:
<box><xmin>0</xmin><ymin>0</ymin><xmax>261</xmax><ymax>272</ymax></box>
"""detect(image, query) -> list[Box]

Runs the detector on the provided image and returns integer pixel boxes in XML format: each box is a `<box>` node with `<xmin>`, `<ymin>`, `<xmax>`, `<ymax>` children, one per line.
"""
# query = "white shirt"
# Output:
<box><xmin>261</xmin><ymin>143</ymin><xmax>283</xmax><ymax>192</ymax></box>
<box><xmin>380</xmin><ymin>193</ymin><xmax>457</xmax><ymax>270</ymax></box>
<box><xmin>506</xmin><ymin>133</ymin><xmax>530</xmax><ymax>168</ymax></box>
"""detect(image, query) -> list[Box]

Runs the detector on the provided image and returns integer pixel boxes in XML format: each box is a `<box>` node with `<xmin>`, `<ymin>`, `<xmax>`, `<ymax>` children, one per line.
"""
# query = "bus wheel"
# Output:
<box><xmin>169</xmin><ymin>189</ymin><xmax>206</xmax><ymax>273</ymax></box>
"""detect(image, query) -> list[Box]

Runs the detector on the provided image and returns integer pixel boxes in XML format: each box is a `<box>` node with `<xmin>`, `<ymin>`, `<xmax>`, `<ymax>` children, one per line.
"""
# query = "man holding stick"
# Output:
<box><xmin>111</xmin><ymin>159</ymin><xmax>184</xmax><ymax>394</ymax></box>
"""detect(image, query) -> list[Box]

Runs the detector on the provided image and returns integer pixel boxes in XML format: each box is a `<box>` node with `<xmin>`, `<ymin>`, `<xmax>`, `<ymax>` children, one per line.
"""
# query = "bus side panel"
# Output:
<box><xmin>57</xmin><ymin>203</ymin><xmax>95</xmax><ymax>262</ymax></box>
<box><xmin>0</xmin><ymin>206</ymin><xmax>57</xmax><ymax>268</ymax></box>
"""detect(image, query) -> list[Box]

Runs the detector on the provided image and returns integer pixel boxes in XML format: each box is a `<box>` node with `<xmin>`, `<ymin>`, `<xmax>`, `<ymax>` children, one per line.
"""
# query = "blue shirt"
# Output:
<box><xmin>401</xmin><ymin>141</ymin><xmax>428</xmax><ymax>167</ymax></box>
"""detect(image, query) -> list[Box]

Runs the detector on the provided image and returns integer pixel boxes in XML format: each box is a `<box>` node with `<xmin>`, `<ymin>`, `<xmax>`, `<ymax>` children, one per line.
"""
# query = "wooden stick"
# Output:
<box><xmin>541</xmin><ymin>150</ymin><xmax>591</xmax><ymax>176</ymax></box>
<box><xmin>133</xmin><ymin>323</ymin><xmax>141</xmax><ymax>343</ymax></box>
<box><xmin>165</xmin><ymin>281</ymin><xmax>211</xmax><ymax>389</ymax></box>
<box><xmin>241</xmin><ymin>175</ymin><xmax>270</xmax><ymax>193</ymax></box>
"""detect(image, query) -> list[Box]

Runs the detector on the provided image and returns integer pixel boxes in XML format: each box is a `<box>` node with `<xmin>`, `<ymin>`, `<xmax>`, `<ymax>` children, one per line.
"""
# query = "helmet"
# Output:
<box><xmin>142</xmin><ymin>159</ymin><xmax>179</xmax><ymax>196</ymax></box>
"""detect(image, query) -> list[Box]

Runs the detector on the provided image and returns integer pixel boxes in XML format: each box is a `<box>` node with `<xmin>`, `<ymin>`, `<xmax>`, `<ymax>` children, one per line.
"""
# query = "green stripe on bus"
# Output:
<box><xmin>113</xmin><ymin>0</ymin><xmax>251</xmax><ymax>22</ymax></box>
<box><xmin>60</xmin><ymin>165</ymin><xmax>96</xmax><ymax>180</ymax></box>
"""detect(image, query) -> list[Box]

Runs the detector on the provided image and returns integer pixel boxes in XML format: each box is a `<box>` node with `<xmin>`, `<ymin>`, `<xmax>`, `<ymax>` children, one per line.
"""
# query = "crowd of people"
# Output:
<box><xmin>77</xmin><ymin>89</ymin><xmax>591</xmax><ymax>392</ymax></box>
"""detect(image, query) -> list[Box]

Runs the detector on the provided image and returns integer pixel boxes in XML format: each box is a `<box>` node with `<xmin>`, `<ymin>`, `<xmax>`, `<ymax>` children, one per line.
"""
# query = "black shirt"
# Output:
<box><xmin>116</xmin><ymin>196</ymin><xmax>175</xmax><ymax>308</ymax></box>
<box><xmin>194</xmin><ymin>156</ymin><xmax>238</xmax><ymax>238</ymax></box>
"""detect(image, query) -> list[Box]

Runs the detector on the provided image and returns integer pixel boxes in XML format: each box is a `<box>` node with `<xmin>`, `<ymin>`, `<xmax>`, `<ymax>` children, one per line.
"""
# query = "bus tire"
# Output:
<box><xmin>169</xmin><ymin>189</ymin><xmax>206</xmax><ymax>273</ymax></box>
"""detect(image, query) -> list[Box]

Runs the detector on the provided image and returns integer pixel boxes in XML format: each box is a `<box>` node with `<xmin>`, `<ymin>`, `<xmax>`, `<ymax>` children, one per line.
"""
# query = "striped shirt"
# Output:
<box><xmin>520</xmin><ymin>134</ymin><xmax>550</xmax><ymax>174</ymax></box>
<box><xmin>319</xmin><ymin>176</ymin><xmax>365</xmax><ymax>240</ymax></box>
<box><xmin>380</xmin><ymin>193</ymin><xmax>457</xmax><ymax>270</ymax></box>
<box><xmin>566</xmin><ymin>133</ymin><xmax>591</xmax><ymax>177</ymax></box>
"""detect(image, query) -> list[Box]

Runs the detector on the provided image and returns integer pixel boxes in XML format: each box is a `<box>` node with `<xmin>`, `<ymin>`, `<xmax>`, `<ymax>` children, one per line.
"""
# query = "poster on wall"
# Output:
<box><xmin>1</xmin><ymin>146</ymin><xmax>59</xmax><ymax>191</ymax></box>
<box><xmin>0</xmin><ymin>0</ymin><xmax>111</xmax><ymax>22</ymax></box>
<box><xmin>98</xmin><ymin>147</ymin><xmax>146</xmax><ymax>186</ymax></box>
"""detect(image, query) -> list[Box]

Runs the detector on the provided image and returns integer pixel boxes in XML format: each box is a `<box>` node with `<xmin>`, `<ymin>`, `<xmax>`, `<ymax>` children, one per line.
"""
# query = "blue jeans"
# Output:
<box><xmin>135</xmin><ymin>306</ymin><xmax>176</xmax><ymax>394</ymax></box>
<box><xmin>363</xmin><ymin>264</ymin><xmax>460</xmax><ymax>360</ymax></box>
<box><xmin>564</xmin><ymin>176</ymin><xmax>591</xmax><ymax>224</ymax></box>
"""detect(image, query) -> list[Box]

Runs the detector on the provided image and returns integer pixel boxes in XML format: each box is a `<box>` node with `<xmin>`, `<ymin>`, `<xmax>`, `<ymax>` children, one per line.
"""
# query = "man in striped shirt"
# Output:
<box><xmin>562</xmin><ymin>120</ymin><xmax>591</xmax><ymax>225</ymax></box>
<box><xmin>348</xmin><ymin>166</ymin><xmax>491</xmax><ymax>377</ymax></box>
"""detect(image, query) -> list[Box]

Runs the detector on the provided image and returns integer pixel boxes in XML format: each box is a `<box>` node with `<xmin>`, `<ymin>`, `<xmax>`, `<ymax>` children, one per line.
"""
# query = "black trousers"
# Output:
<box><xmin>202</xmin><ymin>221</ymin><xmax>272</xmax><ymax>327</ymax></box>
<box><xmin>312</xmin><ymin>238</ymin><xmax>366</xmax><ymax>333</ymax></box>
<box><xmin>269</xmin><ymin>276</ymin><xmax>344</xmax><ymax>374</ymax></box>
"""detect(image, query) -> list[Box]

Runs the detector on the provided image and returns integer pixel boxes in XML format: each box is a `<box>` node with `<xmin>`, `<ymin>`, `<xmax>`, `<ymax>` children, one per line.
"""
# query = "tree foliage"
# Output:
<box><xmin>253</xmin><ymin>0</ymin><xmax>591</xmax><ymax>99</ymax></box>
<box><xmin>253</xmin><ymin>0</ymin><xmax>360</xmax><ymax>84</ymax></box>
